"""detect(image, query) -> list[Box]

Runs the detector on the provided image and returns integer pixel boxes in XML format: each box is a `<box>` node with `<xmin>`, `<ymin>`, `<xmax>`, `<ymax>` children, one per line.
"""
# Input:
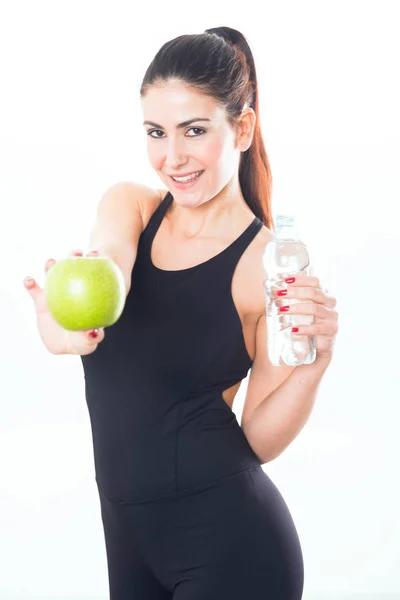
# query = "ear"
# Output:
<box><xmin>235</xmin><ymin>108</ymin><xmax>256</xmax><ymax>152</ymax></box>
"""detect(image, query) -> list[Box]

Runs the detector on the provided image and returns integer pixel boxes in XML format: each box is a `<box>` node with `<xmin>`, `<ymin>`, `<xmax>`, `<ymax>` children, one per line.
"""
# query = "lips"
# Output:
<box><xmin>168</xmin><ymin>170</ymin><xmax>204</xmax><ymax>189</ymax></box>
<box><xmin>169</xmin><ymin>170</ymin><xmax>204</xmax><ymax>181</ymax></box>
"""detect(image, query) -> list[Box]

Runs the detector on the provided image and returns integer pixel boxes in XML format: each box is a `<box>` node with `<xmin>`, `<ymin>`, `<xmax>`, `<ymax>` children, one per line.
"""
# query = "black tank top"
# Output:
<box><xmin>81</xmin><ymin>191</ymin><xmax>264</xmax><ymax>504</ymax></box>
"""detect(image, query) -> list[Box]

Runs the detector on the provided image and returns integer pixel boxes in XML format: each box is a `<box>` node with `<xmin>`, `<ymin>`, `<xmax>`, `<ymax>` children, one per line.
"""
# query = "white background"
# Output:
<box><xmin>1</xmin><ymin>0</ymin><xmax>399</xmax><ymax>598</ymax></box>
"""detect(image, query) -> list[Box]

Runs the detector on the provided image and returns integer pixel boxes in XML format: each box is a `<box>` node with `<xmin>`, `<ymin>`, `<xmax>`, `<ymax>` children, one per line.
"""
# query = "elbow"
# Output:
<box><xmin>242</xmin><ymin>426</ymin><xmax>279</xmax><ymax>465</ymax></box>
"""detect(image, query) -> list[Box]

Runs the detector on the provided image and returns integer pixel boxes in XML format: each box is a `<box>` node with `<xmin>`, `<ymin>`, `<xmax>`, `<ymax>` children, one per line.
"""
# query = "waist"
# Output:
<box><xmin>88</xmin><ymin>409</ymin><xmax>261</xmax><ymax>503</ymax></box>
<box><xmin>85</xmin><ymin>386</ymin><xmax>261</xmax><ymax>503</ymax></box>
<box><xmin>96</xmin><ymin>465</ymin><xmax>262</xmax><ymax>506</ymax></box>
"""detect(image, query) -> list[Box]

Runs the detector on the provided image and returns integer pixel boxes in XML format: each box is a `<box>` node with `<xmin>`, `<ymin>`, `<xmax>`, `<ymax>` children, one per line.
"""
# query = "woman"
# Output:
<box><xmin>24</xmin><ymin>26</ymin><xmax>338</xmax><ymax>600</ymax></box>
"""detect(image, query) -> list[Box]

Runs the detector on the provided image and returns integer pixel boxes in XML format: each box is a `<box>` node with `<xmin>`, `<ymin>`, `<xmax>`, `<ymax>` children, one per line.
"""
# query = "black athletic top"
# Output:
<box><xmin>81</xmin><ymin>191</ymin><xmax>264</xmax><ymax>504</ymax></box>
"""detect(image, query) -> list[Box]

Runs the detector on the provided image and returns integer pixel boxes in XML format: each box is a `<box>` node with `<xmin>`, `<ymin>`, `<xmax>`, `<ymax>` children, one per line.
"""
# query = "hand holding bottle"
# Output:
<box><xmin>263</xmin><ymin>215</ymin><xmax>338</xmax><ymax>366</ymax></box>
<box><xmin>270</xmin><ymin>273</ymin><xmax>338</xmax><ymax>363</ymax></box>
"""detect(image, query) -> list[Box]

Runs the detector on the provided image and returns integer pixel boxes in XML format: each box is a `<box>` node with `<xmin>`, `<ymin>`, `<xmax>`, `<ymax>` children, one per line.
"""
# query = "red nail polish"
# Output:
<box><xmin>279</xmin><ymin>306</ymin><xmax>290</xmax><ymax>312</ymax></box>
<box><xmin>277</xmin><ymin>289</ymin><xmax>288</xmax><ymax>296</ymax></box>
<box><xmin>89</xmin><ymin>329</ymin><xmax>99</xmax><ymax>338</ymax></box>
<box><xmin>292</xmin><ymin>327</ymin><xmax>299</xmax><ymax>333</ymax></box>
<box><xmin>285</xmin><ymin>277</ymin><xmax>296</xmax><ymax>284</ymax></box>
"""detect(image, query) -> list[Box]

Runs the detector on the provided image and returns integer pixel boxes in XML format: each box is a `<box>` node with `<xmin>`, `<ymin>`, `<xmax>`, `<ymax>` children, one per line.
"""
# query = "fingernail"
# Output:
<box><xmin>279</xmin><ymin>306</ymin><xmax>290</xmax><ymax>312</ymax></box>
<box><xmin>89</xmin><ymin>329</ymin><xmax>99</xmax><ymax>338</ymax></box>
<box><xmin>277</xmin><ymin>290</ymin><xmax>288</xmax><ymax>296</ymax></box>
<box><xmin>24</xmin><ymin>277</ymin><xmax>33</xmax><ymax>284</ymax></box>
<box><xmin>285</xmin><ymin>277</ymin><xmax>296</xmax><ymax>284</ymax></box>
<box><xmin>292</xmin><ymin>327</ymin><xmax>299</xmax><ymax>333</ymax></box>
<box><xmin>72</xmin><ymin>250</ymin><xmax>82</xmax><ymax>256</ymax></box>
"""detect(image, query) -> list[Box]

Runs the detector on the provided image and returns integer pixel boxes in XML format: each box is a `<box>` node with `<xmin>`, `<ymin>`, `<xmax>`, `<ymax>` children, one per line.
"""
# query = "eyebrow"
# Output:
<box><xmin>143</xmin><ymin>118</ymin><xmax>211</xmax><ymax>129</ymax></box>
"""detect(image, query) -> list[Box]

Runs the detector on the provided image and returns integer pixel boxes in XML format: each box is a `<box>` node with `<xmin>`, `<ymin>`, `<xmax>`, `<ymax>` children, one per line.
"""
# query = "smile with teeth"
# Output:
<box><xmin>171</xmin><ymin>171</ymin><xmax>204</xmax><ymax>182</ymax></box>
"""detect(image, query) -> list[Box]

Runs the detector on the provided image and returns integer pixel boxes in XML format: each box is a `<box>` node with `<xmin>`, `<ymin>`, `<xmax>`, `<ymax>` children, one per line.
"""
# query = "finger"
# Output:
<box><xmin>291</xmin><ymin>321</ymin><xmax>338</xmax><ymax>337</ymax></box>
<box><xmin>45</xmin><ymin>258</ymin><xmax>56</xmax><ymax>274</ymax></box>
<box><xmin>271</xmin><ymin>284</ymin><xmax>337</xmax><ymax>308</ymax></box>
<box><xmin>273</xmin><ymin>285</ymin><xmax>329</xmax><ymax>304</ymax></box>
<box><xmin>67</xmin><ymin>328</ymin><xmax>105</xmax><ymax>354</ymax></box>
<box><xmin>23</xmin><ymin>276</ymin><xmax>36</xmax><ymax>290</ymax></box>
<box><xmin>278</xmin><ymin>301</ymin><xmax>329</xmax><ymax>319</ymax></box>
<box><xmin>86</xmin><ymin>249</ymin><xmax>99</xmax><ymax>257</ymax></box>
<box><xmin>69</xmin><ymin>249</ymin><xmax>83</xmax><ymax>257</ymax></box>
<box><xmin>324</xmin><ymin>292</ymin><xmax>337</xmax><ymax>308</ymax></box>
<box><xmin>278</xmin><ymin>274</ymin><xmax>321</xmax><ymax>289</ymax></box>
<box><xmin>85</xmin><ymin>327</ymin><xmax>105</xmax><ymax>342</ymax></box>
<box><xmin>317</xmin><ymin>293</ymin><xmax>336</xmax><ymax>309</ymax></box>
<box><xmin>23</xmin><ymin>276</ymin><xmax>43</xmax><ymax>306</ymax></box>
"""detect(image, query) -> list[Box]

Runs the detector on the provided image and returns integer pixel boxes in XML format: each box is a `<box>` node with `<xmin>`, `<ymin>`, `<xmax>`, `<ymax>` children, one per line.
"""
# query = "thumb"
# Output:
<box><xmin>23</xmin><ymin>277</ymin><xmax>45</xmax><ymax>310</ymax></box>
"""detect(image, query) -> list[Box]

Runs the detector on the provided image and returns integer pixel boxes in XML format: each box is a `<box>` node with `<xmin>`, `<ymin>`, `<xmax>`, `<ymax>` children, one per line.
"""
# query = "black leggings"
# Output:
<box><xmin>96</xmin><ymin>466</ymin><xmax>304</xmax><ymax>599</ymax></box>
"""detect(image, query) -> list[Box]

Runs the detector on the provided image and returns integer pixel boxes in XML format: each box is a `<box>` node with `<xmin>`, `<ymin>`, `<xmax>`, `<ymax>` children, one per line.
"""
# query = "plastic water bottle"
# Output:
<box><xmin>263</xmin><ymin>215</ymin><xmax>316</xmax><ymax>366</ymax></box>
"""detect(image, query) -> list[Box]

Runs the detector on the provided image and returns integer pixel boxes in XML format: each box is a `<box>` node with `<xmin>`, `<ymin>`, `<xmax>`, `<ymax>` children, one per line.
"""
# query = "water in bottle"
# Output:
<box><xmin>263</xmin><ymin>215</ymin><xmax>316</xmax><ymax>366</ymax></box>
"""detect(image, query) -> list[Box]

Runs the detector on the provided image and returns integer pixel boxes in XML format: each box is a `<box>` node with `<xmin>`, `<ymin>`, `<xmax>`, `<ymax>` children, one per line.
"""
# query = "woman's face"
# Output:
<box><xmin>141</xmin><ymin>79</ymin><xmax>241</xmax><ymax>207</ymax></box>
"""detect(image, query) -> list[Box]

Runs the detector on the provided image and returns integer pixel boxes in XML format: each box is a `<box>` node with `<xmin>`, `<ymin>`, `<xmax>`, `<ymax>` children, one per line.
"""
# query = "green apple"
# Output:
<box><xmin>45</xmin><ymin>256</ymin><xmax>126</xmax><ymax>331</ymax></box>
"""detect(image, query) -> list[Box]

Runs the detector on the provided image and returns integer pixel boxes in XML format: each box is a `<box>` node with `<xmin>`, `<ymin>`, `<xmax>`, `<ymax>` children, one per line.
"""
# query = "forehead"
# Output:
<box><xmin>141</xmin><ymin>79</ymin><xmax>225</xmax><ymax>123</ymax></box>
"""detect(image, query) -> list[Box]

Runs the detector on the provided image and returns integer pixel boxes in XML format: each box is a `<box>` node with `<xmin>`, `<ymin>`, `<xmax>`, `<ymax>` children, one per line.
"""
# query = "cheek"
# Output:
<box><xmin>197</xmin><ymin>138</ymin><xmax>225</xmax><ymax>167</ymax></box>
<box><xmin>205</xmin><ymin>137</ymin><xmax>237</xmax><ymax>181</ymax></box>
<box><xmin>146</xmin><ymin>137</ymin><xmax>230</xmax><ymax>171</ymax></box>
<box><xmin>147</xmin><ymin>141</ymin><xmax>164</xmax><ymax>168</ymax></box>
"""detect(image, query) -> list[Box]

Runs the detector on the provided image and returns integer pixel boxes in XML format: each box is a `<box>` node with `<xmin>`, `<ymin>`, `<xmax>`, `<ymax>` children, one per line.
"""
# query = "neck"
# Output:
<box><xmin>167</xmin><ymin>173</ymin><xmax>253</xmax><ymax>239</ymax></box>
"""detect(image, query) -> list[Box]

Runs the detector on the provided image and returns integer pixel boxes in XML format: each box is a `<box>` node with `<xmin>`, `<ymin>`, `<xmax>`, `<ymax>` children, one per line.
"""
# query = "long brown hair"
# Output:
<box><xmin>140</xmin><ymin>26</ymin><xmax>274</xmax><ymax>230</ymax></box>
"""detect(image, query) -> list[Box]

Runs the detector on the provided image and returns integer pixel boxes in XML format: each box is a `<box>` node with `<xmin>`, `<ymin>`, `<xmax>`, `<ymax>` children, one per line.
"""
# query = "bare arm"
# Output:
<box><xmin>87</xmin><ymin>181</ymin><xmax>162</xmax><ymax>295</ymax></box>
<box><xmin>241</xmin><ymin>312</ymin><xmax>332</xmax><ymax>463</ymax></box>
<box><xmin>24</xmin><ymin>181</ymin><xmax>162</xmax><ymax>355</ymax></box>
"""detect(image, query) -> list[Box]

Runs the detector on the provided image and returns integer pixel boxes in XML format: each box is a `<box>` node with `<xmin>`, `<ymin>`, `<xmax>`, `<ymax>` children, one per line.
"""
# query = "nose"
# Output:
<box><xmin>165</xmin><ymin>136</ymin><xmax>188</xmax><ymax>170</ymax></box>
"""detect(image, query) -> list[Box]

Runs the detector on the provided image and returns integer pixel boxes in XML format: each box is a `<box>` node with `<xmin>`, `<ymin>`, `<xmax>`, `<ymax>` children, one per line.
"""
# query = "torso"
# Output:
<box><xmin>142</xmin><ymin>189</ymin><xmax>273</xmax><ymax>409</ymax></box>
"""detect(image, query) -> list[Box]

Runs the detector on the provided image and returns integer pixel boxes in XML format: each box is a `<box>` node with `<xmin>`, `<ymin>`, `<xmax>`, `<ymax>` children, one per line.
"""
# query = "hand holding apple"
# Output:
<box><xmin>23</xmin><ymin>249</ymin><xmax>121</xmax><ymax>355</ymax></box>
<box><xmin>45</xmin><ymin>251</ymin><xmax>126</xmax><ymax>331</ymax></box>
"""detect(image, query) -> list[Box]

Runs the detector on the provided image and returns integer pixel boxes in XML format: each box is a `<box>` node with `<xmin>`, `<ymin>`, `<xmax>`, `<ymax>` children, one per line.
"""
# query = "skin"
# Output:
<box><xmin>141</xmin><ymin>79</ymin><xmax>258</xmax><ymax>237</ymax></box>
<box><xmin>140</xmin><ymin>79</ymin><xmax>338</xmax><ymax>415</ymax></box>
<box><xmin>141</xmin><ymin>79</ymin><xmax>272</xmax><ymax>407</ymax></box>
<box><xmin>22</xmin><ymin>77</ymin><xmax>337</xmax><ymax>427</ymax></box>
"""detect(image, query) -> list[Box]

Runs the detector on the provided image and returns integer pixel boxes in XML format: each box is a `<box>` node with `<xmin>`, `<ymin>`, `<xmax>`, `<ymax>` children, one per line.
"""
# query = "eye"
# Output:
<box><xmin>187</xmin><ymin>127</ymin><xmax>205</xmax><ymax>137</ymax></box>
<box><xmin>147</xmin><ymin>129</ymin><xmax>165</xmax><ymax>138</ymax></box>
<box><xmin>146</xmin><ymin>127</ymin><xmax>206</xmax><ymax>139</ymax></box>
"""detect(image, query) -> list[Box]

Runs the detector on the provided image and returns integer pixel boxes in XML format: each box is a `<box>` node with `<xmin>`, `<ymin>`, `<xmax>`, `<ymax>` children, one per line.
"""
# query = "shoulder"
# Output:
<box><xmin>108</xmin><ymin>182</ymin><xmax>169</xmax><ymax>231</ymax></box>
<box><xmin>157</xmin><ymin>188</ymin><xmax>170</xmax><ymax>203</ymax></box>
<box><xmin>140</xmin><ymin>186</ymin><xmax>169</xmax><ymax>230</ymax></box>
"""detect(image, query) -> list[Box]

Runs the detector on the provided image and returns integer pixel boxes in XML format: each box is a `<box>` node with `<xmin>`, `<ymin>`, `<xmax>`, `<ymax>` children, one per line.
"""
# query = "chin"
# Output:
<box><xmin>172</xmin><ymin>193</ymin><xmax>204</xmax><ymax>206</ymax></box>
